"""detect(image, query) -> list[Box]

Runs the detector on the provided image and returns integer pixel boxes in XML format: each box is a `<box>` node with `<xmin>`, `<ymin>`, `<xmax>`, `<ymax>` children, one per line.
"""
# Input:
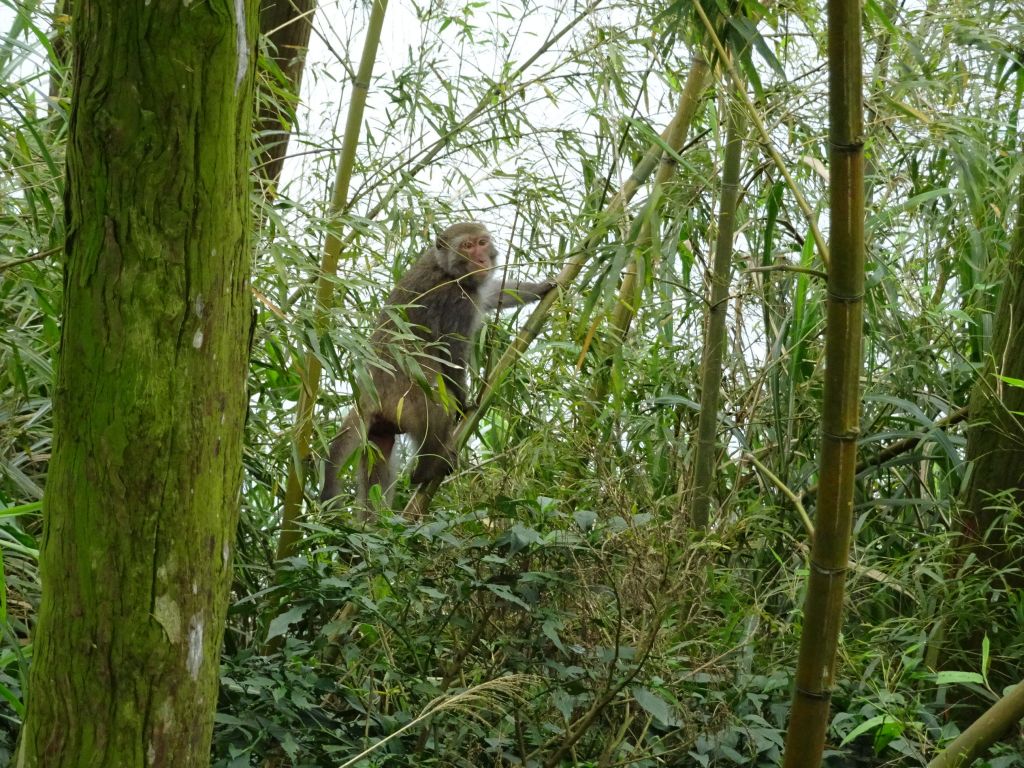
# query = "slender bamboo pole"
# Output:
<box><xmin>687</xmin><ymin>79</ymin><xmax>746</xmax><ymax>529</ymax></box>
<box><xmin>276</xmin><ymin>0</ymin><xmax>388</xmax><ymax>562</ymax></box>
<box><xmin>585</xmin><ymin>53</ymin><xmax>710</xmax><ymax>406</ymax></box>
<box><xmin>781</xmin><ymin>0</ymin><xmax>865</xmax><ymax>763</ymax></box>
<box><xmin>691</xmin><ymin>0</ymin><xmax>829</xmax><ymax>267</ymax></box>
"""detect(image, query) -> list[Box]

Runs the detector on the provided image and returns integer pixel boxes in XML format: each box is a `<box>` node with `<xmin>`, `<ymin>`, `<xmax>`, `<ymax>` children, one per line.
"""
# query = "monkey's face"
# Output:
<box><xmin>456</xmin><ymin>232</ymin><xmax>495</xmax><ymax>273</ymax></box>
<box><xmin>436</xmin><ymin>222</ymin><xmax>498</xmax><ymax>280</ymax></box>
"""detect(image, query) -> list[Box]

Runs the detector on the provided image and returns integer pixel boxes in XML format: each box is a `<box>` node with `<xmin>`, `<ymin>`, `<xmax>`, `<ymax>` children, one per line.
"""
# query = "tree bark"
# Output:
<box><xmin>257</xmin><ymin>0</ymin><xmax>316</xmax><ymax>191</ymax></box>
<box><xmin>17</xmin><ymin>2</ymin><xmax>256</xmax><ymax>766</ymax></box>
<box><xmin>48</xmin><ymin>0</ymin><xmax>72</xmax><ymax>108</ymax></box>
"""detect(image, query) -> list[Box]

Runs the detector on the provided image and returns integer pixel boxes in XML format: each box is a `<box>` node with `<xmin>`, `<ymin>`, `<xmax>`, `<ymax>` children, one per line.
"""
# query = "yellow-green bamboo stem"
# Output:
<box><xmin>276</xmin><ymin>0</ymin><xmax>388</xmax><ymax>562</ymax></box>
<box><xmin>586</xmin><ymin>53</ymin><xmax>710</xmax><ymax>406</ymax></box>
<box><xmin>927</xmin><ymin>680</ymin><xmax>1024</xmax><ymax>768</ymax></box>
<box><xmin>781</xmin><ymin>0</ymin><xmax>865</xmax><ymax>764</ymax></box>
<box><xmin>692</xmin><ymin>0</ymin><xmax>829</xmax><ymax>268</ymax></box>
<box><xmin>687</xmin><ymin>82</ymin><xmax>746</xmax><ymax>529</ymax></box>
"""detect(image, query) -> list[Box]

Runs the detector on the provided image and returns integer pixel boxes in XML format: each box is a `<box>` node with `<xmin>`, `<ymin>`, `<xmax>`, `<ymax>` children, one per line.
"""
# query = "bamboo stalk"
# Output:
<box><xmin>585</xmin><ymin>53</ymin><xmax>710</xmax><ymax>406</ymax></box>
<box><xmin>781</xmin><ymin>0</ymin><xmax>865</xmax><ymax>763</ymax></box>
<box><xmin>927</xmin><ymin>680</ymin><xmax>1024</xmax><ymax>768</ymax></box>
<box><xmin>691</xmin><ymin>0</ymin><xmax>829</xmax><ymax>267</ymax></box>
<box><xmin>687</xmin><ymin>79</ymin><xmax>746</xmax><ymax>529</ymax></box>
<box><xmin>276</xmin><ymin>0</ymin><xmax>388</xmax><ymax>562</ymax></box>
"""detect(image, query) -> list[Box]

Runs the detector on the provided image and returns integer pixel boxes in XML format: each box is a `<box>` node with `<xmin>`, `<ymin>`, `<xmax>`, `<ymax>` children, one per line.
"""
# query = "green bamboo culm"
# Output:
<box><xmin>276</xmin><ymin>0</ymin><xmax>389</xmax><ymax>563</ymax></box>
<box><xmin>781</xmin><ymin>0</ymin><xmax>865</xmax><ymax>763</ymax></box>
<box><xmin>586</xmin><ymin>52</ymin><xmax>710</xmax><ymax>408</ymax></box>
<box><xmin>688</xmin><ymin>79</ymin><xmax>746</xmax><ymax>530</ymax></box>
<box><xmin>927</xmin><ymin>679</ymin><xmax>1024</xmax><ymax>768</ymax></box>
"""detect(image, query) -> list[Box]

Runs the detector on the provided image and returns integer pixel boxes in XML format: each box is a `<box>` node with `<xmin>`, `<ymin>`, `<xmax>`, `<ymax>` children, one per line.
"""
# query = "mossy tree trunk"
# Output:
<box><xmin>17</xmin><ymin>2</ymin><xmax>257</xmax><ymax>766</ymax></box>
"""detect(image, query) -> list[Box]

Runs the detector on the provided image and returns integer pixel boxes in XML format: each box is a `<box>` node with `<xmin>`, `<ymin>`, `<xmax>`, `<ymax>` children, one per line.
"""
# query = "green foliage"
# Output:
<box><xmin>0</xmin><ymin>1</ymin><xmax>61</xmax><ymax>755</ymax></box>
<box><xmin>216</xmin><ymin>503</ymin><xmax>686</xmax><ymax>766</ymax></box>
<box><xmin>4</xmin><ymin>0</ymin><xmax>1024</xmax><ymax>765</ymax></box>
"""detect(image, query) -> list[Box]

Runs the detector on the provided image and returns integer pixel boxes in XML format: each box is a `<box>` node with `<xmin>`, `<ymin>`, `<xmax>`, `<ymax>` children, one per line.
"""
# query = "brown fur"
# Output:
<box><xmin>322</xmin><ymin>222</ymin><xmax>553</xmax><ymax>515</ymax></box>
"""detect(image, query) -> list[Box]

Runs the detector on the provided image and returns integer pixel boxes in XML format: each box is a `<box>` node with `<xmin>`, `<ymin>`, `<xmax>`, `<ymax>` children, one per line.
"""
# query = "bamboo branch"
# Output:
<box><xmin>0</xmin><ymin>246</ymin><xmax>61</xmax><ymax>273</ymax></box>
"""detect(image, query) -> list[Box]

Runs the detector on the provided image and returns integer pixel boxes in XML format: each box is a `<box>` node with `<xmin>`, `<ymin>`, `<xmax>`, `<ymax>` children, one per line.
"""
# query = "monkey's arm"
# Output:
<box><xmin>480</xmin><ymin>279</ymin><xmax>555</xmax><ymax>311</ymax></box>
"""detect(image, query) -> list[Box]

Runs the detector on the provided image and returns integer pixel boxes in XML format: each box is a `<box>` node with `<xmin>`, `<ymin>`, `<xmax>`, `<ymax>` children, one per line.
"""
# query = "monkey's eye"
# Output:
<box><xmin>458</xmin><ymin>236</ymin><xmax>490</xmax><ymax>253</ymax></box>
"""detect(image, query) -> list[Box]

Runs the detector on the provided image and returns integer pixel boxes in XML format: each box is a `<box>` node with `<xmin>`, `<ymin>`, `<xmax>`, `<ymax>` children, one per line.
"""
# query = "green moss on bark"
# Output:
<box><xmin>18</xmin><ymin>2</ymin><xmax>257</xmax><ymax>766</ymax></box>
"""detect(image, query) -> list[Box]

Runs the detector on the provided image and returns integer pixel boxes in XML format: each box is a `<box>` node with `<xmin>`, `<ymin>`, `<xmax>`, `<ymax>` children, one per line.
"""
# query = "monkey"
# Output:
<box><xmin>321</xmin><ymin>222</ymin><xmax>555</xmax><ymax>513</ymax></box>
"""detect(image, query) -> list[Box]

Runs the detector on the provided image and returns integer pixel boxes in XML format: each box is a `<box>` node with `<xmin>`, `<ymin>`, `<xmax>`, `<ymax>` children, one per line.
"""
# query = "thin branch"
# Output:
<box><xmin>0</xmin><ymin>246</ymin><xmax>61</xmax><ymax>272</ymax></box>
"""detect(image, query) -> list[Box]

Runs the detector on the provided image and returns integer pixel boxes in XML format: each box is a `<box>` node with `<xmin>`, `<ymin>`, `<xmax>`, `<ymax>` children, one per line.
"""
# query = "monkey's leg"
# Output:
<box><xmin>408</xmin><ymin>406</ymin><xmax>457</xmax><ymax>485</ymax></box>
<box><xmin>322</xmin><ymin>410</ymin><xmax>363</xmax><ymax>506</ymax></box>
<box><xmin>362</xmin><ymin>428</ymin><xmax>398</xmax><ymax>514</ymax></box>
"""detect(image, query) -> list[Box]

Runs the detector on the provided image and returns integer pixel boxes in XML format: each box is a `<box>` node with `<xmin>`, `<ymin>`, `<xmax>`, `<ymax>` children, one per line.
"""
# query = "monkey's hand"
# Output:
<box><xmin>483</xmin><ymin>279</ymin><xmax>555</xmax><ymax>311</ymax></box>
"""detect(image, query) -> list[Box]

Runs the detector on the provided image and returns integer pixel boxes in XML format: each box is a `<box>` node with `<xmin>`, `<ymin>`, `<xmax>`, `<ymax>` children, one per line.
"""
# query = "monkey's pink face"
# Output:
<box><xmin>458</xmin><ymin>235</ymin><xmax>494</xmax><ymax>272</ymax></box>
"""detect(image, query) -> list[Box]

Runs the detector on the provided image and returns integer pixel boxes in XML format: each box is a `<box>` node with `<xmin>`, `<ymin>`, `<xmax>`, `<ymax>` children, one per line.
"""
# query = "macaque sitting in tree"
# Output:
<box><xmin>322</xmin><ymin>222</ymin><xmax>554</xmax><ymax>512</ymax></box>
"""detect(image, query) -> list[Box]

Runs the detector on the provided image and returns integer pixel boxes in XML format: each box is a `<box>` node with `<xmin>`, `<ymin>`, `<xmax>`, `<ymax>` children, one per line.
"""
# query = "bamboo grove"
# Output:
<box><xmin>1</xmin><ymin>0</ymin><xmax>1024</xmax><ymax>765</ymax></box>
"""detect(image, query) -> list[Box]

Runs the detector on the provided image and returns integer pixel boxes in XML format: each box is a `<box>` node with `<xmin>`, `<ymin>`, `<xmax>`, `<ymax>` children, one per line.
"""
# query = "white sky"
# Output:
<box><xmin>279</xmin><ymin>1</ymin><xmax>653</xmax><ymax>243</ymax></box>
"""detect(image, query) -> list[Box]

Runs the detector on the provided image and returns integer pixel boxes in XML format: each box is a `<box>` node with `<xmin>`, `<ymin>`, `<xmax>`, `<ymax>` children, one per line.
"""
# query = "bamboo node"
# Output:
<box><xmin>810</xmin><ymin>559</ymin><xmax>848</xmax><ymax>576</ymax></box>
<box><xmin>821</xmin><ymin>428</ymin><xmax>859</xmax><ymax>442</ymax></box>
<box><xmin>826</xmin><ymin>290</ymin><xmax>864</xmax><ymax>303</ymax></box>
<box><xmin>795</xmin><ymin>685</ymin><xmax>833</xmax><ymax>701</ymax></box>
<box><xmin>829</xmin><ymin>139</ymin><xmax>864</xmax><ymax>153</ymax></box>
